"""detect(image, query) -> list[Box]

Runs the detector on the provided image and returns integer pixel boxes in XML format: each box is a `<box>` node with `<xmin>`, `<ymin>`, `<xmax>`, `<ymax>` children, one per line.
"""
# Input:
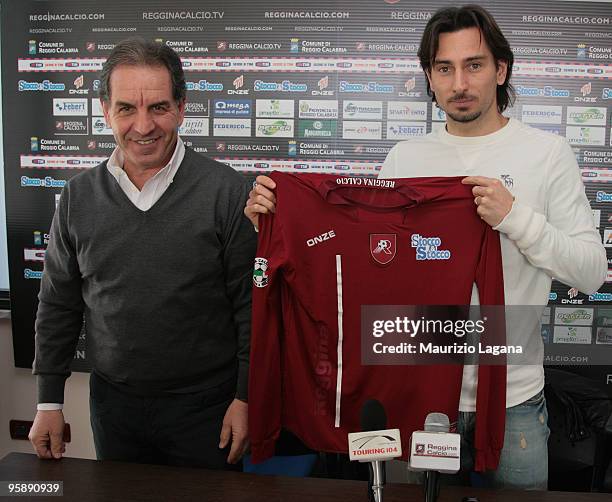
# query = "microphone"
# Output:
<box><xmin>424</xmin><ymin>412</ymin><xmax>450</xmax><ymax>433</ymax></box>
<box><xmin>348</xmin><ymin>400</ymin><xmax>402</xmax><ymax>502</ymax></box>
<box><xmin>409</xmin><ymin>413</ymin><xmax>460</xmax><ymax>502</ymax></box>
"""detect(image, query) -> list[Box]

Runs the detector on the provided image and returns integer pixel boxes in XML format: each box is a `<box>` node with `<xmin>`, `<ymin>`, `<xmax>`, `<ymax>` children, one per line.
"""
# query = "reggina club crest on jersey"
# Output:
<box><xmin>370</xmin><ymin>234</ymin><xmax>396</xmax><ymax>265</ymax></box>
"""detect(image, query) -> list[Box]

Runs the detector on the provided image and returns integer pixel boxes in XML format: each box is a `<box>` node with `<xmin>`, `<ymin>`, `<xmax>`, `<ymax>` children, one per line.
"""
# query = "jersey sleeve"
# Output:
<box><xmin>474</xmin><ymin>225</ymin><xmax>505</xmax><ymax>305</ymax></box>
<box><xmin>249</xmin><ymin>209</ymin><xmax>288</xmax><ymax>463</ymax></box>
<box><xmin>474</xmin><ymin>225</ymin><xmax>507</xmax><ymax>471</ymax></box>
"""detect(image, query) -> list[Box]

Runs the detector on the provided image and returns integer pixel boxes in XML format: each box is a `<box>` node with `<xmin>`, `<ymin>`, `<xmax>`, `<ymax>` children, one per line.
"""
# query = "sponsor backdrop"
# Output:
<box><xmin>2</xmin><ymin>1</ymin><xmax>611</xmax><ymax>388</ymax></box>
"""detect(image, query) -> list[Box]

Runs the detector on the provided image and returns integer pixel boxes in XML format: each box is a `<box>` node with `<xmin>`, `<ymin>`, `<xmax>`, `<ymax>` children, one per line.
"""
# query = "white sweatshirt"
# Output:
<box><xmin>380</xmin><ymin>118</ymin><xmax>606</xmax><ymax>411</ymax></box>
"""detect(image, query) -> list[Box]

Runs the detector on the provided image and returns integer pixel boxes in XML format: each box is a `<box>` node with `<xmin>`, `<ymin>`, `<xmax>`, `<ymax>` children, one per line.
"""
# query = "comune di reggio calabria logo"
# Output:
<box><xmin>411</xmin><ymin>234</ymin><xmax>451</xmax><ymax>260</ymax></box>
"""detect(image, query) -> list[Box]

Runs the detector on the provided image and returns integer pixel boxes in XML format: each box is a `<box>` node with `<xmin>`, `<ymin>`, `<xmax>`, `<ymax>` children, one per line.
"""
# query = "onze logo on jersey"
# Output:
<box><xmin>411</xmin><ymin>234</ymin><xmax>451</xmax><ymax>261</ymax></box>
<box><xmin>370</xmin><ymin>234</ymin><xmax>396</xmax><ymax>265</ymax></box>
<box><xmin>253</xmin><ymin>257</ymin><xmax>269</xmax><ymax>288</ymax></box>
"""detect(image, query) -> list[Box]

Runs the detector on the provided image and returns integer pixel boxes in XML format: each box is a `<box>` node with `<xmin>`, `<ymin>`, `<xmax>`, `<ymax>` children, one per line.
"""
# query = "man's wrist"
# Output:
<box><xmin>37</xmin><ymin>403</ymin><xmax>63</xmax><ymax>411</ymax></box>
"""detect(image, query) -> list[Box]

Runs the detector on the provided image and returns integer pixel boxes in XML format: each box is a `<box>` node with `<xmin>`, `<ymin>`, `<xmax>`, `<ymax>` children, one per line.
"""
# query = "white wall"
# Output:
<box><xmin>0</xmin><ymin>316</ymin><xmax>95</xmax><ymax>460</ymax></box>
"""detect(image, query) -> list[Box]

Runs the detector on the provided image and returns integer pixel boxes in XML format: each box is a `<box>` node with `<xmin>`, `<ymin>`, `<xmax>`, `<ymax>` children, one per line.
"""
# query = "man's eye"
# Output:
<box><xmin>438</xmin><ymin>66</ymin><xmax>449</xmax><ymax>73</ymax></box>
<box><xmin>469</xmin><ymin>63</ymin><xmax>482</xmax><ymax>70</ymax></box>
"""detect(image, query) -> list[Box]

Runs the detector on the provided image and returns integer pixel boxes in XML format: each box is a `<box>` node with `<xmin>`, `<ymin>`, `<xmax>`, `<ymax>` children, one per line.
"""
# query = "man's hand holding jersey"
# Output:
<box><xmin>245</xmin><ymin>175</ymin><xmax>277</xmax><ymax>230</ymax></box>
<box><xmin>462</xmin><ymin>176</ymin><xmax>514</xmax><ymax>227</ymax></box>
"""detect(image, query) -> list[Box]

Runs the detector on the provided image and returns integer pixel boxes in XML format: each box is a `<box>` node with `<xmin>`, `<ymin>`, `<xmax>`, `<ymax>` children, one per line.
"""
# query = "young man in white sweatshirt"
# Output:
<box><xmin>244</xmin><ymin>5</ymin><xmax>606</xmax><ymax>490</ymax></box>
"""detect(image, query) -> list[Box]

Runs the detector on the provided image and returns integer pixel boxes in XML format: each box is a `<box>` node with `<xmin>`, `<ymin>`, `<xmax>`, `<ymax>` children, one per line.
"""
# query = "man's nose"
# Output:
<box><xmin>452</xmin><ymin>68</ymin><xmax>469</xmax><ymax>94</ymax></box>
<box><xmin>133</xmin><ymin>110</ymin><xmax>155</xmax><ymax>136</ymax></box>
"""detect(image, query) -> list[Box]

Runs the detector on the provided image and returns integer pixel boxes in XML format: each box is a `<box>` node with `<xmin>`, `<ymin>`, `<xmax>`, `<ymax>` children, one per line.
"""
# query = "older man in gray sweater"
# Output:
<box><xmin>28</xmin><ymin>38</ymin><xmax>256</xmax><ymax>469</ymax></box>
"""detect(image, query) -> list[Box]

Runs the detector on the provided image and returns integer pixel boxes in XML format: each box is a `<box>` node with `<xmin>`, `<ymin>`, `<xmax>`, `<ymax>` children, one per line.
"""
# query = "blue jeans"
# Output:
<box><xmin>458</xmin><ymin>389</ymin><xmax>550</xmax><ymax>490</ymax></box>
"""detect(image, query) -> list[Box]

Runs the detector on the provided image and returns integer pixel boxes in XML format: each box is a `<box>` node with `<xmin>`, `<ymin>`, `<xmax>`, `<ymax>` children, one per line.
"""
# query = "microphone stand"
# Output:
<box><xmin>424</xmin><ymin>471</ymin><xmax>439</xmax><ymax>502</ymax></box>
<box><xmin>368</xmin><ymin>461</ymin><xmax>385</xmax><ymax>502</ymax></box>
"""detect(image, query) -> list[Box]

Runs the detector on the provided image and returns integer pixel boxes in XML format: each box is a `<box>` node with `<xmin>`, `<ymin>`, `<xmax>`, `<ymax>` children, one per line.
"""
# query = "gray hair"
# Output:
<box><xmin>98</xmin><ymin>37</ymin><xmax>186</xmax><ymax>103</ymax></box>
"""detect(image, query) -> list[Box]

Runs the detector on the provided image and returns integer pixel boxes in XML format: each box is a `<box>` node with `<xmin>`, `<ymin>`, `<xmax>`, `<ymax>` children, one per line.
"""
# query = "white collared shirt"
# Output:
<box><xmin>106</xmin><ymin>137</ymin><xmax>185</xmax><ymax>211</ymax></box>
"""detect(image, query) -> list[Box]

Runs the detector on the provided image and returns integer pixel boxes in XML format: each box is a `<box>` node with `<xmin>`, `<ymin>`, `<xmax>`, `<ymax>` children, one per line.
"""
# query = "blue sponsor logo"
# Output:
<box><xmin>530</xmin><ymin>125</ymin><xmax>561</xmax><ymax>135</ymax></box>
<box><xmin>213</xmin><ymin>99</ymin><xmax>251</xmax><ymax>117</ymax></box>
<box><xmin>24</xmin><ymin>269</ymin><xmax>43</xmax><ymax>280</ymax></box>
<box><xmin>411</xmin><ymin>233</ymin><xmax>451</xmax><ymax>261</ymax></box>
<box><xmin>92</xmin><ymin>117</ymin><xmax>108</xmax><ymax>133</ymax></box>
<box><xmin>339</xmin><ymin>81</ymin><xmax>394</xmax><ymax>93</ymax></box>
<box><xmin>389</xmin><ymin>125</ymin><xmax>426</xmax><ymax>137</ymax></box>
<box><xmin>93</xmin><ymin>79</ymin><xmax>100</xmax><ymax>91</ymax></box>
<box><xmin>522</xmin><ymin>110</ymin><xmax>561</xmax><ymax>119</ymax></box>
<box><xmin>549</xmin><ymin>292</ymin><xmax>558</xmax><ymax>301</ymax></box>
<box><xmin>20</xmin><ymin>176</ymin><xmax>66</xmax><ymax>188</ymax></box>
<box><xmin>55</xmin><ymin>100</ymin><xmax>86</xmax><ymax>114</ymax></box>
<box><xmin>18</xmin><ymin>80</ymin><xmax>66</xmax><ymax>92</ymax></box>
<box><xmin>596</xmin><ymin>191</ymin><xmax>612</xmax><ymax>202</ymax></box>
<box><xmin>185</xmin><ymin>80</ymin><xmax>224</xmax><ymax>92</ymax></box>
<box><xmin>434</xmin><ymin>107</ymin><xmax>446</xmax><ymax>120</ymax></box>
<box><xmin>254</xmin><ymin>80</ymin><xmax>308</xmax><ymax>92</ymax></box>
<box><xmin>603</xmin><ymin>88</ymin><xmax>612</xmax><ymax>100</ymax></box>
<box><xmin>215</xmin><ymin>122</ymin><xmax>249</xmax><ymax>130</ymax></box>
<box><xmin>288</xmin><ymin>141</ymin><xmax>296</xmax><ymax>156</ymax></box>
<box><xmin>589</xmin><ymin>292</ymin><xmax>612</xmax><ymax>302</ymax></box>
<box><xmin>541</xmin><ymin>325</ymin><xmax>551</xmax><ymax>344</ymax></box>
<box><xmin>515</xmin><ymin>85</ymin><xmax>570</xmax><ymax>98</ymax></box>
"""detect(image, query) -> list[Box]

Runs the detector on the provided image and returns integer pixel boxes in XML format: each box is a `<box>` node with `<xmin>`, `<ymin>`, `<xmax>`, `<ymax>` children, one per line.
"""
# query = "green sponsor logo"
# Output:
<box><xmin>298</xmin><ymin>120</ymin><xmax>337</xmax><ymax>138</ymax></box>
<box><xmin>257</xmin><ymin>120</ymin><xmax>292</xmax><ymax>136</ymax></box>
<box><xmin>569</xmin><ymin>108</ymin><xmax>604</xmax><ymax>124</ymax></box>
<box><xmin>558</xmin><ymin>309</ymin><xmax>592</xmax><ymax>324</ymax></box>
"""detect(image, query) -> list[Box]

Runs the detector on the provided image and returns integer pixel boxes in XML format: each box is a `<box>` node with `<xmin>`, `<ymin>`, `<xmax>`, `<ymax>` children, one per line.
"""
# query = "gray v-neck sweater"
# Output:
<box><xmin>34</xmin><ymin>148</ymin><xmax>257</xmax><ymax>403</ymax></box>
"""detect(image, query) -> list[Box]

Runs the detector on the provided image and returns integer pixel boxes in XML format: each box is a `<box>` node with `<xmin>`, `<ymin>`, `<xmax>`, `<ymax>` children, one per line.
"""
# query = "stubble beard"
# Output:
<box><xmin>446</xmin><ymin>110</ymin><xmax>482</xmax><ymax>123</ymax></box>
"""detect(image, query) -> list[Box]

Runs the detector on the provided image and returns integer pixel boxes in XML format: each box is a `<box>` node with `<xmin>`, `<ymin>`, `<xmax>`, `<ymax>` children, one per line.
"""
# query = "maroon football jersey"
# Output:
<box><xmin>249</xmin><ymin>172</ymin><xmax>506</xmax><ymax>471</ymax></box>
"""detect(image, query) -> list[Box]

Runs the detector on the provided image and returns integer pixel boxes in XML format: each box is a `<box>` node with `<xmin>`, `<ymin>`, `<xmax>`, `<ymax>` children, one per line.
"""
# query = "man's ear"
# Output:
<box><xmin>101</xmin><ymin>99</ymin><xmax>111</xmax><ymax>126</ymax></box>
<box><xmin>496</xmin><ymin>60</ymin><xmax>508</xmax><ymax>86</ymax></box>
<box><xmin>425</xmin><ymin>69</ymin><xmax>435</xmax><ymax>94</ymax></box>
<box><xmin>176</xmin><ymin>98</ymin><xmax>186</xmax><ymax>126</ymax></box>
